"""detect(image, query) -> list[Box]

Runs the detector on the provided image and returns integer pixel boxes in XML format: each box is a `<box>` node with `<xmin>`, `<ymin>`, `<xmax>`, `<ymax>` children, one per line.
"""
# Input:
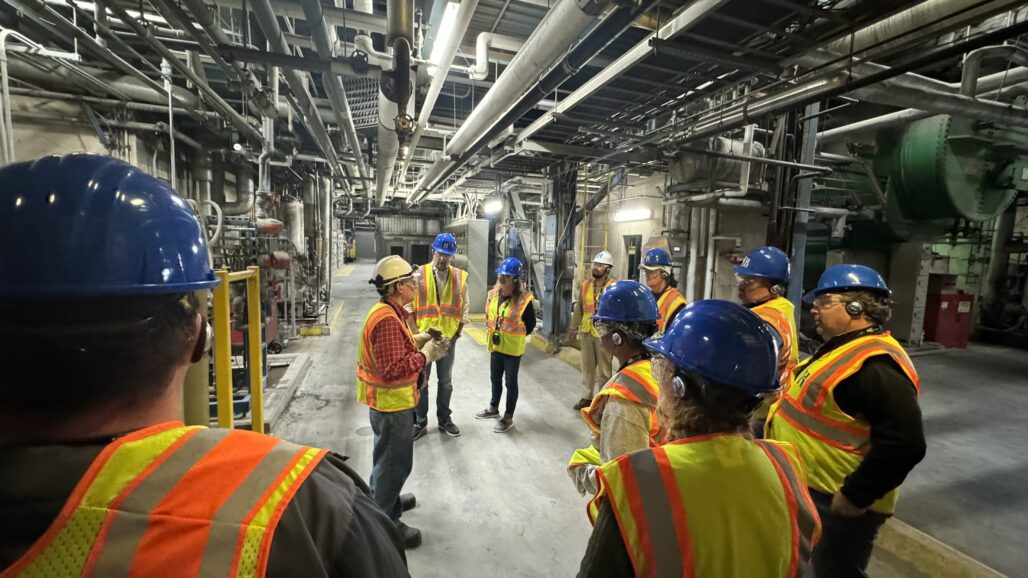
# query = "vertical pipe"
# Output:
<box><xmin>246</xmin><ymin>267</ymin><xmax>265</xmax><ymax>433</ymax></box>
<box><xmin>321</xmin><ymin>175</ymin><xmax>333</xmax><ymax>322</ymax></box>
<box><xmin>182</xmin><ymin>295</ymin><xmax>210</xmax><ymax>425</ymax></box>
<box><xmin>983</xmin><ymin>207</ymin><xmax>1017</xmax><ymax>307</ymax></box>
<box><xmin>703</xmin><ymin>208</ymin><xmax>717</xmax><ymax>300</ymax></box>
<box><xmin>162</xmin><ymin>58</ymin><xmax>176</xmax><ymax>190</ymax></box>
<box><xmin>788</xmin><ymin>103</ymin><xmax>820</xmax><ymax>319</ymax></box>
<box><xmin>213</xmin><ymin>269</ymin><xmax>234</xmax><ymax>429</ymax></box>
<box><xmin>686</xmin><ymin>207</ymin><xmax>699</xmax><ymax>302</ymax></box>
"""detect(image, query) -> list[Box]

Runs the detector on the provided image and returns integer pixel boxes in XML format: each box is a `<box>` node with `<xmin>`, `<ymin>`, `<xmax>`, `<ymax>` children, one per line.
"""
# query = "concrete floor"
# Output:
<box><xmin>276</xmin><ymin>261</ymin><xmax>1025</xmax><ymax>577</ymax></box>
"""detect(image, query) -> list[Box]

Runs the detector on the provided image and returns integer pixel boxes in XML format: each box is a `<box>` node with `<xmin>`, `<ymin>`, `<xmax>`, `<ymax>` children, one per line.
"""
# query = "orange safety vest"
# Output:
<box><xmin>579</xmin><ymin>278</ymin><xmax>614</xmax><ymax>336</ymax></box>
<box><xmin>414</xmin><ymin>263</ymin><xmax>467</xmax><ymax>338</ymax></box>
<box><xmin>656</xmin><ymin>287</ymin><xmax>687</xmax><ymax>333</ymax></box>
<box><xmin>583</xmin><ymin>358</ymin><xmax>664</xmax><ymax>447</ymax></box>
<box><xmin>356</xmin><ymin>301</ymin><xmax>421</xmax><ymax>412</ymax></box>
<box><xmin>486</xmin><ymin>290</ymin><xmax>534</xmax><ymax>357</ymax></box>
<box><xmin>752</xmin><ymin>296</ymin><xmax>800</xmax><ymax>389</ymax></box>
<box><xmin>2</xmin><ymin>422</ymin><xmax>326</xmax><ymax>578</ymax></box>
<box><xmin>589</xmin><ymin>434</ymin><xmax>820</xmax><ymax>578</ymax></box>
<box><xmin>767</xmin><ymin>331</ymin><xmax>919</xmax><ymax>514</ymax></box>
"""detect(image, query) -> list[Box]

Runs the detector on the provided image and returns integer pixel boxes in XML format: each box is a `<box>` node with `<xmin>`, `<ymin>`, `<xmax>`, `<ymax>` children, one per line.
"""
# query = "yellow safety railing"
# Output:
<box><xmin>212</xmin><ymin>266</ymin><xmax>265</xmax><ymax>433</ymax></box>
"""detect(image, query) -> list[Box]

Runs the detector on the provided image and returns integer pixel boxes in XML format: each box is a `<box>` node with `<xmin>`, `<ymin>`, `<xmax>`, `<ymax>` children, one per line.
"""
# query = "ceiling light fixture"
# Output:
<box><xmin>483</xmin><ymin>197</ymin><xmax>504</xmax><ymax>215</ymax></box>
<box><xmin>613</xmin><ymin>208</ymin><xmax>651</xmax><ymax>222</ymax></box>
<box><xmin>428</xmin><ymin>2</ymin><xmax>460</xmax><ymax>76</ymax></box>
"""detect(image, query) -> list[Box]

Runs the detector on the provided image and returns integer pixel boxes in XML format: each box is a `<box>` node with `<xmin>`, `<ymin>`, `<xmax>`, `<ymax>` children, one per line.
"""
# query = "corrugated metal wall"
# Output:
<box><xmin>376</xmin><ymin>216</ymin><xmax>443</xmax><ymax>236</ymax></box>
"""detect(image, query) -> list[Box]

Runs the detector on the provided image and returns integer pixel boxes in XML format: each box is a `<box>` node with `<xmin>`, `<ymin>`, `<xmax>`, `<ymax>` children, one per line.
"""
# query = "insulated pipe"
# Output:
<box><xmin>703</xmin><ymin>209</ymin><xmax>717</xmax><ymax>300</ymax></box>
<box><xmin>686</xmin><ymin>207</ymin><xmax>699</xmax><ymax>302</ymax></box>
<box><xmin>223</xmin><ymin>164</ymin><xmax>256</xmax><ymax>216</ymax></box>
<box><xmin>961</xmin><ymin>44</ymin><xmax>1028</xmax><ymax>96</ymax></box>
<box><xmin>470</xmin><ymin>33</ymin><xmax>523</xmax><ymax>80</ymax></box>
<box><xmin>375</xmin><ymin>0</ymin><xmax>415</xmax><ymax>205</ymax></box>
<box><xmin>354</xmin><ymin>34</ymin><xmax>394</xmax><ymax>69</ymax></box>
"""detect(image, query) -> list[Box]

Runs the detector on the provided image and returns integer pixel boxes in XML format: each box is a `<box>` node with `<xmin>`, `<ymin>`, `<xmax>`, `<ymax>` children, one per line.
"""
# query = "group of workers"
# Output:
<box><xmin>0</xmin><ymin>154</ymin><xmax>926</xmax><ymax>578</ymax></box>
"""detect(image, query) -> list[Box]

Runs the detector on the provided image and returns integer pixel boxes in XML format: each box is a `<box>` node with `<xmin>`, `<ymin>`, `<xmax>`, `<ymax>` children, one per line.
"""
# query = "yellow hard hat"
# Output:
<box><xmin>370</xmin><ymin>255</ymin><xmax>414</xmax><ymax>288</ymax></box>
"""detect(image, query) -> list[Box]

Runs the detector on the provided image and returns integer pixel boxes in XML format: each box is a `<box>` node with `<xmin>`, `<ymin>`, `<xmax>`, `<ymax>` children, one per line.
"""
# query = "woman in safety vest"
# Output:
<box><xmin>580</xmin><ymin>300</ymin><xmax>821</xmax><ymax>578</ymax></box>
<box><xmin>639</xmin><ymin>248</ymin><xmax>687</xmax><ymax>333</ymax></box>
<box><xmin>568</xmin><ymin>280</ymin><xmax>662</xmax><ymax>495</ymax></box>
<box><xmin>474</xmin><ymin>257</ymin><xmax>535</xmax><ymax>433</ymax></box>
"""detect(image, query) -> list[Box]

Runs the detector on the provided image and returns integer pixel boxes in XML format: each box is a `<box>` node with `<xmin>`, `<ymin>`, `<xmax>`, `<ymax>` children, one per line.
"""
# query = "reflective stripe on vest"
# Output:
<box><xmin>414</xmin><ymin>264</ymin><xmax>466</xmax><ymax>338</ymax></box>
<box><xmin>3</xmin><ymin>423</ymin><xmax>326</xmax><ymax>578</ymax></box>
<box><xmin>580</xmin><ymin>279</ymin><xmax>614</xmax><ymax>336</ymax></box>
<box><xmin>768</xmin><ymin>332</ymin><xmax>919</xmax><ymax>514</ymax></box>
<box><xmin>656</xmin><ymin>288</ymin><xmax>687</xmax><ymax>333</ymax></box>
<box><xmin>356</xmin><ymin>302</ymin><xmax>420</xmax><ymax>411</ymax></box>
<box><xmin>589</xmin><ymin>435</ymin><xmax>820</xmax><ymax>578</ymax></box>
<box><xmin>752</xmin><ymin>297</ymin><xmax>799</xmax><ymax>387</ymax></box>
<box><xmin>583</xmin><ymin>359</ymin><xmax>663</xmax><ymax>447</ymax></box>
<box><xmin>486</xmin><ymin>291</ymin><xmax>534</xmax><ymax>357</ymax></box>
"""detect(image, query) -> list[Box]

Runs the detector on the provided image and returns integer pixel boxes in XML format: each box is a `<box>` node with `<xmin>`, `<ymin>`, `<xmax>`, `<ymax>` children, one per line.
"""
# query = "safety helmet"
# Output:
<box><xmin>592</xmin><ymin>280</ymin><xmax>660</xmax><ymax>323</ymax></box>
<box><xmin>432</xmin><ymin>232</ymin><xmax>458</xmax><ymax>255</ymax></box>
<box><xmin>496</xmin><ymin>257</ymin><xmax>523</xmax><ymax>277</ymax></box>
<box><xmin>0</xmin><ymin>154</ymin><xmax>217</xmax><ymax>297</ymax></box>
<box><xmin>592</xmin><ymin>250</ymin><xmax>614</xmax><ymax>267</ymax></box>
<box><xmin>643</xmin><ymin>300</ymin><xmax>779</xmax><ymax>396</ymax></box>
<box><xmin>640</xmin><ymin>248</ymin><xmax>672</xmax><ymax>269</ymax></box>
<box><xmin>370</xmin><ymin>255</ymin><xmax>415</xmax><ymax>288</ymax></box>
<box><xmin>803</xmin><ymin>264</ymin><xmax>890</xmax><ymax>304</ymax></box>
<box><xmin>734</xmin><ymin>246</ymin><xmax>790</xmax><ymax>283</ymax></box>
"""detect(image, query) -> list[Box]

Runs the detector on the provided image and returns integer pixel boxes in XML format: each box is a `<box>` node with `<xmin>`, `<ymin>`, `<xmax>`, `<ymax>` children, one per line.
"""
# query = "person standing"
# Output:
<box><xmin>767</xmin><ymin>264</ymin><xmax>926</xmax><ymax>578</ymax></box>
<box><xmin>580</xmin><ymin>300</ymin><xmax>820</xmax><ymax>577</ymax></box>
<box><xmin>639</xmin><ymin>248</ymin><xmax>687</xmax><ymax>334</ymax></box>
<box><xmin>569</xmin><ymin>251</ymin><xmax>617</xmax><ymax>410</ymax></box>
<box><xmin>412</xmin><ymin>233</ymin><xmax>469</xmax><ymax>440</ymax></box>
<box><xmin>568</xmin><ymin>280</ymin><xmax>662</xmax><ymax>495</ymax></box>
<box><xmin>360</xmin><ymin>255</ymin><xmax>450</xmax><ymax>548</ymax></box>
<box><xmin>0</xmin><ymin>154</ymin><xmax>409</xmax><ymax>577</ymax></box>
<box><xmin>475</xmin><ymin>257</ymin><xmax>535</xmax><ymax>433</ymax></box>
<box><xmin>735</xmin><ymin>246</ymin><xmax>799</xmax><ymax>434</ymax></box>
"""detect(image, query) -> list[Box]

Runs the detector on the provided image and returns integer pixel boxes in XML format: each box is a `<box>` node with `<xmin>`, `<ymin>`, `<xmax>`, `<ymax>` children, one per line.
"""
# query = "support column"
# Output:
<box><xmin>788</xmin><ymin>102</ymin><xmax>820</xmax><ymax>321</ymax></box>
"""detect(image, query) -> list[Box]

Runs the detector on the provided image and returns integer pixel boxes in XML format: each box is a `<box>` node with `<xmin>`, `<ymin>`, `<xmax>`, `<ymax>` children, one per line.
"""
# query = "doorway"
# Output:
<box><xmin>623</xmin><ymin>235</ymin><xmax>643</xmax><ymax>280</ymax></box>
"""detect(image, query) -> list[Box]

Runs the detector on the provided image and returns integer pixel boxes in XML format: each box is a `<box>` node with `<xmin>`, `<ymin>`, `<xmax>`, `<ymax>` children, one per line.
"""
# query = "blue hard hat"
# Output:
<box><xmin>432</xmin><ymin>232</ymin><xmax>457</xmax><ymax>255</ymax></box>
<box><xmin>735</xmin><ymin>246</ymin><xmax>790</xmax><ymax>283</ymax></box>
<box><xmin>496</xmin><ymin>257</ymin><xmax>523</xmax><ymax>277</ymax></box>
<box><xmin>803</xmin><ymin>264</ymin><xmax>890</xmax><ymax>304</ymax></box>
<box><xmin>643</xmin><ymin>300</ymin><xmax>779</xmax><ymax>396</ymax></box>
<box><xmin>592</xmin><ymin>280</ymin><xmax>660</xmax><ymax>323</ymax></box>
<box><xmin>0</xmin><ymin>154</ymin><xmax>218</xmax><ymax>297</ymax></box>
<box><xmin>642</xmin><ymin>248</ymin><xmax>672</xmax><ymax>268</ymax></box>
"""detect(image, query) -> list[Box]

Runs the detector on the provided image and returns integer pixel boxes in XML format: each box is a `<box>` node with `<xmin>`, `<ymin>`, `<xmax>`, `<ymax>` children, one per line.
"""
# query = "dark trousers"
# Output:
<box><xmin>809</xmin><ymin>490</ymin><xmax>887</xmax><ymax>578</ymax></box>
<box><xmin>489</xmin><ymin>351</ymin><xmax>521</xmax><ymax>416</ymax></box>
<box><xmin>415</xmin><ymin>340</ymin><xmax>456</xmax><ymax>426</ymax></box>
<box><xmin>369</xmin><ymin>408</ymin><xmax>415</xmax><ymax>521</ymax></box>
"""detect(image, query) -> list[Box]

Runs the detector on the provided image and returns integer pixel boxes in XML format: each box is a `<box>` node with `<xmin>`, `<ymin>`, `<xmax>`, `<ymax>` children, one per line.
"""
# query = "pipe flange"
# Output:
<box><xmin>349</xmin><ymin>51</ymin><xmax>370</xmax><ymax>76</ymax></box>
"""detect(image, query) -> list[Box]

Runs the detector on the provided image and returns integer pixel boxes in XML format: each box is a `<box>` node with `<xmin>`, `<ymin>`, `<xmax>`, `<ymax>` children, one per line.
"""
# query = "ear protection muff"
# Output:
<box><xmin>191</xmin><ymin>321</ymin><xmax>213</xmax><ymax>363</ymax></box>
<box><xmin>671</xmin><ymin>375</ymin><xmax>686</xmax><ymax>398</ymax></box>
<box><xmin>770</xmin><ymin>283</ymin><xmax>785</xmax><ymax>296</ymax></box>
<box><xmin>611</xmin><ymin>332</ymin><xmax>623</xmax><ymax>346</ymax></box>
<box><xmin>845</xmin><ymin>300</ymin><xmax>864</xmax><ymax>316</ymax></box>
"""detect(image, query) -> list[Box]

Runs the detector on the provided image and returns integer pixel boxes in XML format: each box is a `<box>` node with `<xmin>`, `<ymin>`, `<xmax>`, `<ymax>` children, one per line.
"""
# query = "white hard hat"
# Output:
<box><xmin>592</xmin><ymin>250</ymin><xmax>614</xmax><ymax>267</ymax></box>
<box><xmin>370</xmin><ymin>255</ymin><xmax>415</xmax><ymax>288</ymax></box>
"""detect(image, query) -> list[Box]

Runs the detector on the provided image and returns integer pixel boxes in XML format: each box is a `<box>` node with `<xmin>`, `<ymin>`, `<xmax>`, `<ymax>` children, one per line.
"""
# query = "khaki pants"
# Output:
<box><xmin>579</xmin><ymin>332</ymin><xmax>613</xmax><ymax>399</ymax></box>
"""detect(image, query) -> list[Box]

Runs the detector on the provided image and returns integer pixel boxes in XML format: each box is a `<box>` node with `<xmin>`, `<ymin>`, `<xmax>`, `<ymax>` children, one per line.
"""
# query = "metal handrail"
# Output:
<box><xmin>212</xmin><ymin>266</ymin><xmax>266</xmax><ymax>433</ymax></box>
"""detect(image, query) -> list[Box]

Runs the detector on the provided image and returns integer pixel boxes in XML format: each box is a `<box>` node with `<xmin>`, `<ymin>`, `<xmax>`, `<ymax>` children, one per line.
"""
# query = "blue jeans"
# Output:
<box><xmin>368</xmin><ymin>408</ymin><xmax>415</xmax><ymax>521</ymax></box>
<box><xmin>416</xmin><ymin>340</ymin><xmax>456</xmax><ymax>426</ymax></box>
<box><xmin>809</xmin><ymin>490</ymin><xmax>887</xmax><ymax>578</ymax></box>
<box><xmin>489</xmin><ymin>352</ymin><xmax>521</xmax><ymax>416</ymax></box>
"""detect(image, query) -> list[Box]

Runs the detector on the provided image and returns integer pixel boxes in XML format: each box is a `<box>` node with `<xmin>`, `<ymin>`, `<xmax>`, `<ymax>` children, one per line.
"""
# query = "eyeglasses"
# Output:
<box><xmin>811</xmin><ymin>295</ymin><xmax>844</xmax><ymax>309</ymax></box>
<box><xmin>596</xmin><ymin>323</ymin><xmax>613</xmax><ymax>337</ymax></box>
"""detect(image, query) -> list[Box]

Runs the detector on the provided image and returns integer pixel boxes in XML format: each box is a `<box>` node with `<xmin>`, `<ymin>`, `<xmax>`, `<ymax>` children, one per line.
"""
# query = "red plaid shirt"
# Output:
<box><xmin>370</xmin><ymin>299</ymin><xmax>426</xmax><ymax>382</ymax></box>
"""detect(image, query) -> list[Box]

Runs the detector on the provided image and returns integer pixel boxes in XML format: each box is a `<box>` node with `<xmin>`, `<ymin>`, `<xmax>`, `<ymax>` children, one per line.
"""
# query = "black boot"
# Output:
<box><xmin>395</xmin><ymin>520</ymin><xmax>422</xmax><ymax>549</ymax></box>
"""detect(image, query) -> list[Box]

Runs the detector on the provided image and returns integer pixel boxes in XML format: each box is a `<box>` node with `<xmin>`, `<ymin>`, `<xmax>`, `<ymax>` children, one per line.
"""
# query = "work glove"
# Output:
<box><xmin>420</xmin><ymin>339</ymin><xmax>449</xmax><ymax>364</ymax></box>
<box><xmin>413</xmin><ymin>332</ymin><xmax>433</xmax><ymax>348</ymax></box>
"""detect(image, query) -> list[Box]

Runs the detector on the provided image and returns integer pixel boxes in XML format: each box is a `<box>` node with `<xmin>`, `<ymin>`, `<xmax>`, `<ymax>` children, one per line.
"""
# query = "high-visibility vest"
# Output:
<box><xmin>752</xmin><ymin>296</ymin><xmax>800</xmax><ymax>388</ymax></box>
<box><xmin>589</xmin><ymin>434</ymin><xmax>820</xmax><ymax>578</ymax></box>
<box><xmin>767</xmin><ymin>331</ymin><xmax>919</xmax><ymax>514</ymax></box>
<box><xmin>656</xmin><ymin>287</ymin><xmax>687</xmax><ymax>333</ymax></box>
<box><xmin>2</xmin><ymin>422</ymin><xmax>326</xmax><ymax>578</ymax></box>
<box><xmin>356</xmin><ymin>301</ymin><xmax>421</xmax><ymax>412</ymax></box>
<box><xmin>486</xmin><ymin>290</ymin><xmax>534</xmax><ymax>357</ymax></box>
<box><xmin>414</xmin><ymin>263</ymin><xmax>467</xmax><ymax>339</ymax></box>
<box><xmin>579</xmin><ymin>278</ymin><xmax>615</xmax><ymax>336</ymax></box>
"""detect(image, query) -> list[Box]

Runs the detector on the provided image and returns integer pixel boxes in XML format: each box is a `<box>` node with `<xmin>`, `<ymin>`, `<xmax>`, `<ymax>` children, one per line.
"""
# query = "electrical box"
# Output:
<box><xmin>924</xmin><ymin>293</ymin><xmax>974</xmax><ymax>349</ymax></box>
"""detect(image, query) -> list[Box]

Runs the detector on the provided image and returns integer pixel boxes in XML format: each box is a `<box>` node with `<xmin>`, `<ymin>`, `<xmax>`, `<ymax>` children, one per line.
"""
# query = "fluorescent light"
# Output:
<box><xmin>614</xmin><ymin>208</ymin><xmax>651</xmax><ymax>222</ymax></box>
<box><xmin>695</xmin><ymin>80</ymin><xmax>714</xmax><ymax>90</ymax></box>
<box><xmin>483</xmin><ymin>198</ymin><xmax>503</xmax><ymax>215</ymax></box>
<box><xmin>429</xmin><ymin>2</ymin><xmax>460</xmax><ymax>72</ymax></box>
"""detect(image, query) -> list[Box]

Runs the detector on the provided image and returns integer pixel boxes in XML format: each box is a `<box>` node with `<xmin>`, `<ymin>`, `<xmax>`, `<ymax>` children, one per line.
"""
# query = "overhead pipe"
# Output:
<box><xmin>470</xmin><ymin>32</ymin><xmax>523</xmax><ymax>80</ymax></box>
<box><xmin>375</xmin><ymin>0</ymin><xmax>415</xmax><ymax>205</ymax></box>
<box><xmin>249</xmin><ymin>0</ymin><xmax>341</xmax><ymax>173</ymax></box>
<box><xmin>573</xmin><ymin>167</ymin><xmax>627</xmax><ymax>226</ymax></box>
<box><xmin>410</xmin><ymin>0</ymin><xmax>659</xmax><ymax>203</ymax></box>
<box><xmin>961</xmin><ymin>44</ymin><xmax>1028</xmax><ymax>96</ymax></box>
<box><xmin>223</xmin><ymin>164</ymin><xmax>256</xmax><ymax>216</ymax></box>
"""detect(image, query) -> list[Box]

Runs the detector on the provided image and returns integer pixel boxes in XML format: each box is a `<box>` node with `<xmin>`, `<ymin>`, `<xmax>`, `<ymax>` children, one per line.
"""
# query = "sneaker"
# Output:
<box><xmin>400</xmin><ymin>493</ymin><xmax>417</xmax><ymax>512</ymax></box>
<box><xmin>413</xmin><ymin>423</ymin><xmax>427</xmax><ymax>441</ymax></box>
<box><xmin>395</xmin><ymin>520</ymin><xmax>422</xmax><ymax>549</ymax></box>
<box><xmin>475</xmin><ymin>407</ymin><xmax>500</xmax><ymax>419</ymax></box>
<box><xmin>572</xmin><ymin>398</ymin><xmax>592</xmax><ymax>410</ymax></box>
<box><xmin>493</xmin><ymin>416</ymin><xmax>514</xmax><ymax>433</ymax></box>
<box><xmin>439</xmin><ymin>421</ymin><xmax>461</xmax><ymax>437</ymax></box>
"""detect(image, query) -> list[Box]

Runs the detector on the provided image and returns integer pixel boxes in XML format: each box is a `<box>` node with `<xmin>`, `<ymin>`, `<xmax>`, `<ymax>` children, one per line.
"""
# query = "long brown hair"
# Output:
<box><xmin>490</xmin><ymin>277</ymin><xmax>524</xmax><ymax>302</ymax></box>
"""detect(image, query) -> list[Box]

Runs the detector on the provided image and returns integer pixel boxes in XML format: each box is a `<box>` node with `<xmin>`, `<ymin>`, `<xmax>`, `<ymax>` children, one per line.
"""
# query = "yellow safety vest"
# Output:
<box><xmin>414</xmin><ymin>263</ymin><xmax>467</xmax><ymax>339</ymax></box>
<box><xmin>486</xmin><ymin>290</ymin><xmax>534</xmax><ymax>357</ymax></box>
<box><xmin>356</xmin><ymin>301</ymin><xmax>421</xmax><ymax>412</ymax></box>
<box><xmin>767</xmin><ymin>332</ymin><xmax>920</xmax><ymax>514</ymax></box>
<box><xmin>589</xmin><ymin>435</ymin><xmax>820</xmax><ymax>578</ymax></box>
<box><xmin>752</xmin><ymin>296</ymin><xmax>800</xmax><ymax>389</ymax></box>
<box><xmin>2</xmin><ymin>422</ymin><xmax>326</xmax><ymax>578</ymax></box>
<box><xmin>656</xmin><ymin>287</ymin><xmax>687</xmax><ymax>333</ymax></box>
<box><xmin>579</xmin><ymin>278</ymin><xmax>615</xmax><ymax>336</ymax></box>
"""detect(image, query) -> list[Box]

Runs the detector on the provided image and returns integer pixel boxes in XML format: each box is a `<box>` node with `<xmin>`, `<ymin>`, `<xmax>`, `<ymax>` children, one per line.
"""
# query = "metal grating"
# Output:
<box><xmin>343</xmin><ymin>76</ymin><xmax>381</xmax><ymax>130</ymax></box>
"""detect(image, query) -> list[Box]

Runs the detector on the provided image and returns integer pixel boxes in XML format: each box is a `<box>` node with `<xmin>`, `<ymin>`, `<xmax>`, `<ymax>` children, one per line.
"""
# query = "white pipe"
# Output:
<box><xmin>470</xmin><ymin>32</ymin><xmax>523</xmax><ymax>80</ymax></box>
<box><xmin>703</xmin><ymin>208</ymin><xmax>717</xmax><ymax>300</ymax></box>
<box><xmin>354</xmin><ymin>34</ymin><xmax>394</xmax><ymax>69</ymax></box>
<box><xmin>686</xmin><ymin>207</ymin><xmax>699</xmax><ymax>302</ymax></box>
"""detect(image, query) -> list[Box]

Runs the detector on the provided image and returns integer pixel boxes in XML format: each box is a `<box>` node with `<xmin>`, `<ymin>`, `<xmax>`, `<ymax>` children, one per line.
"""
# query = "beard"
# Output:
<box><xmin>591</xmin><ymin>269</ymin><xmax>606</xmax><ymax>279</ymax></box>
